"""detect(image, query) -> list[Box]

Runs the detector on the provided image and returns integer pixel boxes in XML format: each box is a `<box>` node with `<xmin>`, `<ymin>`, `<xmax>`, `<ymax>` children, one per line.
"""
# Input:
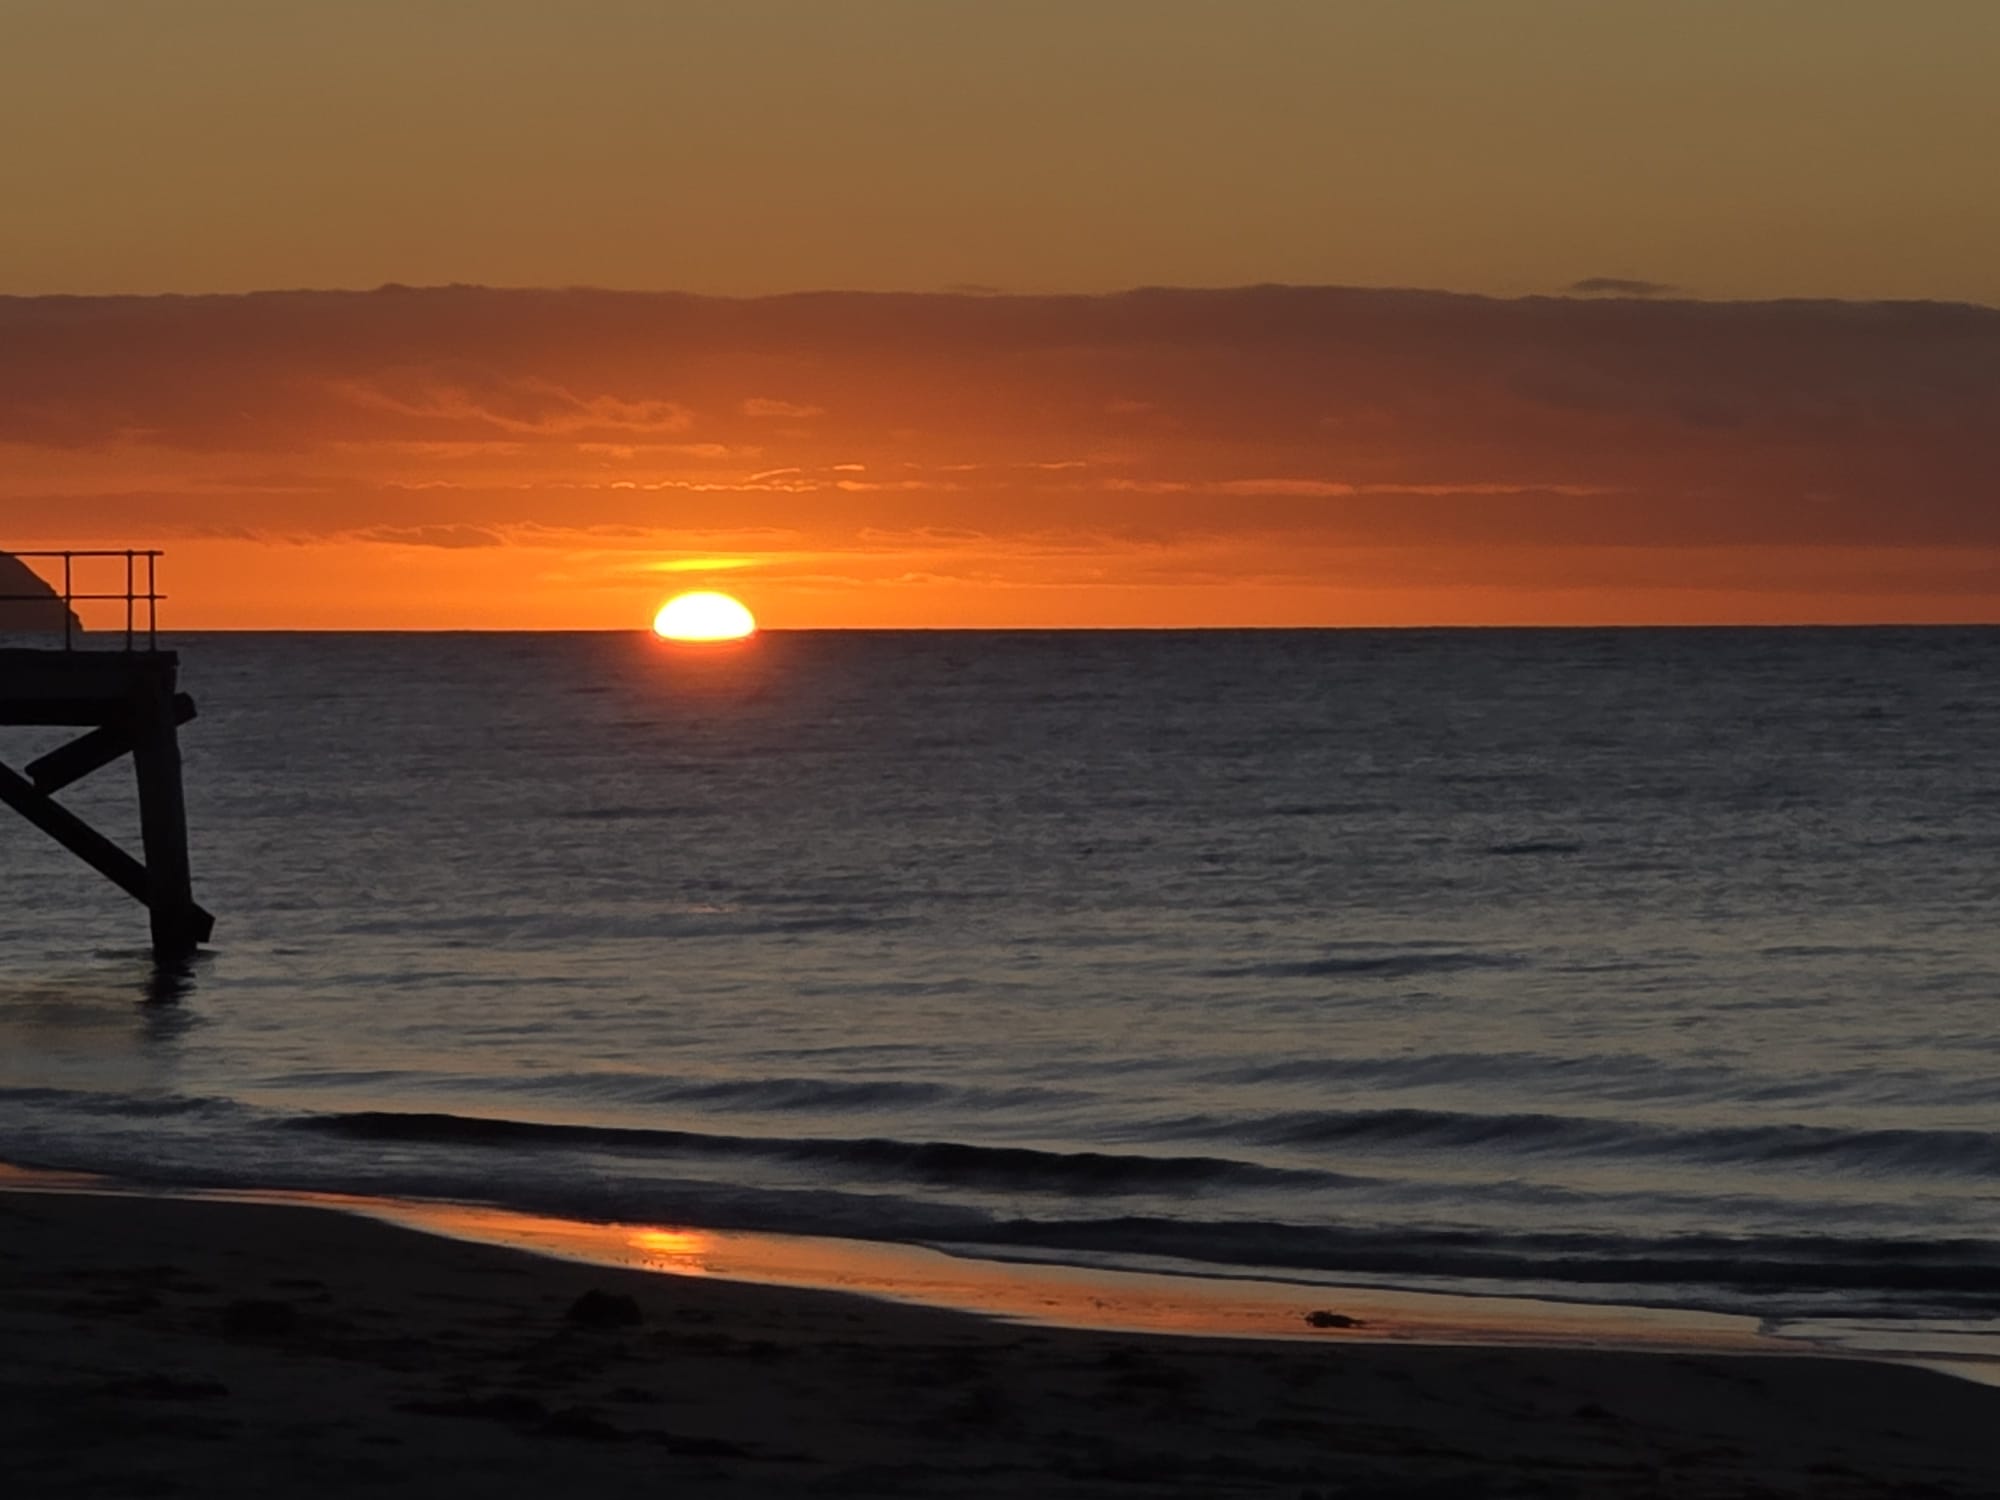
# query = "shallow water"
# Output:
<box><xmin>1</xmin><ymin>628</ymin><xmax>1996</xmax><ymax>1346</ymax></box>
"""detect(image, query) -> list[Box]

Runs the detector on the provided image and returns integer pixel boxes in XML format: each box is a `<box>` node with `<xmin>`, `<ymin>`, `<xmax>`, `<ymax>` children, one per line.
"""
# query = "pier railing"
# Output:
<box><xmin>2</xmin><ymin>550</ymin><xmax>164</xmax><ymax>650</ymax></box>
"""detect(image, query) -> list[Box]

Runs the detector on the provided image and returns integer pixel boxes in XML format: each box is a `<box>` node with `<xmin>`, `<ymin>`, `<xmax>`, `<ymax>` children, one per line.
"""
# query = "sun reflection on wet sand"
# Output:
<box><xmin>628</xmin><ymin>1226</ymin><xmax>717</xmax><ymax>1265</ymax></box>
<box><xmin>343</xmin><ymin>1195</ymin><xmax>1776</xmax><ymax>1354</ymax></box>
<box><xmin>0</xmin><ymin>1165</ymin><xmax>1761</xmax><ymax>1351</ymax></box>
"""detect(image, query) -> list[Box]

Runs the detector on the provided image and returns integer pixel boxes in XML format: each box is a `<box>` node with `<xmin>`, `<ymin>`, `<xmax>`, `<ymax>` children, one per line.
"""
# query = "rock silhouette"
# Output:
<box><xmin>0</xmin><ymin>552</ymin><xmax>82</xmax><ymax>635</ymax></box>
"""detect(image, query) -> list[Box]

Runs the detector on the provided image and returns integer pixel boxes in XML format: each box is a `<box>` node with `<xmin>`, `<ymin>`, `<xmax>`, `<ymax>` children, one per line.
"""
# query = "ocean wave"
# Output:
<box><xmin>290</xmin><ymin>1109</ymin><xmax>1349</xmax><ymax>1196</ymax></box>
<box><xmin>1207</xmin><ymin>949</ymin><xmax>1524</xmax><ymax>980</ymax></box>
<box><xmin>0</xmin><ymin>1086</ymin><xmax>237</xmax><ymax>1119</ymax></box>
<box><xmin>1264</xmin><ymin>801</ymin><xmax>1389</xmax><ymax>817</ymax></box>
<box><xmin>337</xmin><ymin>909</ymin><xmax>896</xmax><ymax>940</ymax></box>
<box><xmin>1202</xmin><ymin>1049</ymin><xmax>1721</xmax><ymax>1093</ymax></box>
<box><xmin>1211</xmin><ymin>1105</ymin><xmax>2000</xmax><ymax>1178</ymax></box>
<box><xmin>12</xmin><ymin>1096</ymin><xmax>2000</xmax><ymax>1317</ymax></box>
<box><xmin>472</xmin><ymin>1069</ymin><xmax>1090</xmax><ymax>1115</ymax></box>
<box><xmin>948</xmin><ymin>1216</ymin><xmax>2000</xmax><ymax>1304</ymax></box>
<box><xmin>553</xmin><ymin>804</ymin><xmax>704</xmax><ymax>821</ymax></box>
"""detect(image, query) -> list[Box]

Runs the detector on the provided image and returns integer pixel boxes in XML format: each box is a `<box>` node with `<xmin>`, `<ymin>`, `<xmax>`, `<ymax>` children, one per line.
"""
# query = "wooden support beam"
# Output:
<box><xmin>0</xmin><ymin>758</ymin><xmax>156</xmax><ymax>909</ymax></box>
<box><xmin>127</xmin><ymin>665</ymin><xmax>209</xmax><ymax>955</ymax></box>
<box><xmin>0</xmin><ymin>700</ymin><xmax>134</xmax><ymax>727</ymax></box>
<box><xmin>0</xmin><ymin>759</ymin><xmax>215</xmax><ymax>951</ymax></box>
<box><xmin>26</xmin><ymin>692</ymin><xmax>196</xmax><ymax>793</ymax></box>
<box><xmin>0</xmin><ymin>647</ymin><xmax>214</xmax><ymax>957</ymax></box>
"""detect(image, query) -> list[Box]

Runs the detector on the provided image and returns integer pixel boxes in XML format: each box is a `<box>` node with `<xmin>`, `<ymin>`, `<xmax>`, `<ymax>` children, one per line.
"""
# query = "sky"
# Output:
<box><xmin>2</xmin><ymin>1</ymin><xmax>1996</xmax><ymax>628</ymax></box>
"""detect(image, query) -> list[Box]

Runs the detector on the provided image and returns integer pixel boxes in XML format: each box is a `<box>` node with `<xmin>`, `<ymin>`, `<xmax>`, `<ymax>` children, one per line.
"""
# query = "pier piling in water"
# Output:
<box><xmin>0</xmin><ymin>551</ymin><xmax>212</xmax><ymax>957</ymax></box>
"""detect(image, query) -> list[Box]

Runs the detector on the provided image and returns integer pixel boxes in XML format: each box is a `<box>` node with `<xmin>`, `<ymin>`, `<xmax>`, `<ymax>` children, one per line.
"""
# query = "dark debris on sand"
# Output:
<box><xmin>564</xmin><ymin>1289</ymin><xmax>644</xmax><ymax>1329</ymax></box>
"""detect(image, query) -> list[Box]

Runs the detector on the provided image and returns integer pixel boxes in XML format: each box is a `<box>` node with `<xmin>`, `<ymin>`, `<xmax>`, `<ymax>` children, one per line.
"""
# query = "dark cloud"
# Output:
<box><xmin>1566</xmin><ymin>277</ymin><xmax>1682</xmax><ymax>297</ymax></box>
<box><xmin>1</xmin><ymin>284</ymin><xmax>1996</xmax><ymax>558</ymax></box>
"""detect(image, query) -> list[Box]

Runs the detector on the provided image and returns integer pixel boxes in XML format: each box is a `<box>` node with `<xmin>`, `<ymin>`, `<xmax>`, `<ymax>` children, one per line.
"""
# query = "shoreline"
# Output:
<box><xmin>7</xmin><ymin>1162</ymin><xmax>1994</xmax><ymax>1377</ymax></box>
<box><xmin>0</xmin><ymin>1163</ymin><xmax>1812</xmax><ymax>1357</ymax></box>
<box><xmin>7</xmin><ymin>1175</ymin><xmax>2000</xmax><ymax>1494</ymax></box>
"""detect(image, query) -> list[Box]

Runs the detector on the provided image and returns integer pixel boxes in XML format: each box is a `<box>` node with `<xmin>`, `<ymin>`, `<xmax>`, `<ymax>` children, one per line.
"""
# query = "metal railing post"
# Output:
<box><xmin>3</xmin><ymin>549</ymin><xmax>167</xmax><ymax>647</ymax></box>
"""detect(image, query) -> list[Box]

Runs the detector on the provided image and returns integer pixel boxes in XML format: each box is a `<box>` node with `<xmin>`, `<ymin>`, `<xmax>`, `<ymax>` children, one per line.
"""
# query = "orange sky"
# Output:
<box><xmin>3</xmin><ymin>3</ymin><xmax>1996</xmax><ymax>627</ymax></box>
<box><xmin>2</xmin><ymin>285</ymin><xmax>1996</xmax><ymax>628</ymax></box>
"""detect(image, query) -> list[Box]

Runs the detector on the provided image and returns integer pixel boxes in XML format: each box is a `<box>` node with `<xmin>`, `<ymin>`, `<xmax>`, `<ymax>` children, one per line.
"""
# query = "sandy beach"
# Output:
<box><xmin>4</xmin><ymin>1186</ymin><xmax>1998</xmax><ymax>1497</ymax></box>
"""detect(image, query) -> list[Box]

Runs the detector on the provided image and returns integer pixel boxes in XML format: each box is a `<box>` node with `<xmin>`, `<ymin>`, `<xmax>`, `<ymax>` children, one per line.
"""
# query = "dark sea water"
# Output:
<box><xmin>2</xmin><ymin>629</ymin><xmax>1997</xmax><ymax>1343</ymax></box>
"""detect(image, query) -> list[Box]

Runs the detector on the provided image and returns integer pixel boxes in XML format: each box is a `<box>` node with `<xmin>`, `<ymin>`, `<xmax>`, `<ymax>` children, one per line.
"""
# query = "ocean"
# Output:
<box><xmin>2</xmin><ymin>629</ymin><xmax>1997</xmax><ymax>1350</ymax></box>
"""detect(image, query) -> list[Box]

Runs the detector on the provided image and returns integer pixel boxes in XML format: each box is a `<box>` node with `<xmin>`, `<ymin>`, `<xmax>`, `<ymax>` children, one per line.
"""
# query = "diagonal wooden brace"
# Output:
<box><xmin>0</xmin><ymin>757</ymin><xmax>215</xmax><ymax>946</ymax></box>
<box><xmin>26</xmin><ymin>692</ymin><xmax>197</xmax><ymax>794</ymax></box>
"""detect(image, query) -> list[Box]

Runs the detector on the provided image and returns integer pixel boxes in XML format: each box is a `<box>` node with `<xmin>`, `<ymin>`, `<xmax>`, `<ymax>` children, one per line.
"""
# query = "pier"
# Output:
<box><xmin>0</xmin><ymin>551</ymin><xmax>211</xmax><ymax>956</ymax></box>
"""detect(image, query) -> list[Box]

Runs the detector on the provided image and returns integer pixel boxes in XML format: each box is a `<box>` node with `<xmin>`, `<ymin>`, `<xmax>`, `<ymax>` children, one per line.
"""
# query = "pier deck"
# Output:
<box><xmin>0</xmin><ymin>554</ymin><xmax>210</xmax><ymax>957</ymax></box>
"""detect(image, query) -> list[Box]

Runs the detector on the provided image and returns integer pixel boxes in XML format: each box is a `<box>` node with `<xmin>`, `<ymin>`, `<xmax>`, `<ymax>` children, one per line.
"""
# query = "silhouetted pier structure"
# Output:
<box><xmin>0</xmin><ymin>551</ymin><xmax>211</xmax><ymax>956</ymax></box>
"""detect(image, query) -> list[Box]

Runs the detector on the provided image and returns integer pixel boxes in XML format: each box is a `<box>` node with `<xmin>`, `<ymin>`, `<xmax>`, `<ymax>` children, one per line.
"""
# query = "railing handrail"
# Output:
<box><xmin>10</xmin><ymin>549</ymin><xmax>165</xmax><ymax>559</ymax></box>
<box><xmin>3</xmin><ymin>549</ymin><xmax>165</xmax><ymax>651</ymax></box>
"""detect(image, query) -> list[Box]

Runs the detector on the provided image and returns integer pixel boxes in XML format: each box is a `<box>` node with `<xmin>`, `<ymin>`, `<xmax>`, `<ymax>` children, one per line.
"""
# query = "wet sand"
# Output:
<box><xmin>4</xmin><ymin>1185</ymin><xmax>1998</xmax><ymax>1497</ymax></box>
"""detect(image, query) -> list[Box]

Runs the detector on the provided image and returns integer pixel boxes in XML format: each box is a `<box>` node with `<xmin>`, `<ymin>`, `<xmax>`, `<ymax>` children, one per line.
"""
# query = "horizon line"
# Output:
<box><xmin>6</xmin><ymin>280</ymin><xmax>1998</xmax><ymax>316</ymax></box>
<box><xmin>111</xmin><ymin>620</ymin><xmax>2000</xmax><ymax>635</ymax></box>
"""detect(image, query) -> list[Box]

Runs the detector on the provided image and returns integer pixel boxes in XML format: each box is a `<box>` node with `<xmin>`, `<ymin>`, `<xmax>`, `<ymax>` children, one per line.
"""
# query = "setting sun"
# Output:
<box><xmin>652</xmin><ymin>590</ymin><xmax>756</xmax><ymax>641</ymax></box>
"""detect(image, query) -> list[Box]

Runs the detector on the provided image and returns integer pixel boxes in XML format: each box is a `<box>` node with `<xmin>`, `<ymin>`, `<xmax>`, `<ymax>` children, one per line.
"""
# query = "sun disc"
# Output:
<box><xmin>653</xmin><ymin>591</ymin><xmax>756</xmax><ymax>641</ymax></box>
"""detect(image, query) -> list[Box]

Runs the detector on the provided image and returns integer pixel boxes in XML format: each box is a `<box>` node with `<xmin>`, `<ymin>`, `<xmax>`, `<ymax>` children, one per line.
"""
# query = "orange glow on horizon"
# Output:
<box><xmin>7</xmin><ymin>287</ymin><xmax>1997</xmax><ymax>630</ymax></box>
<box><xmin>31</xmin><ymin>536</ymin><xmax>1991</xmax><ymax>633</ymax></box>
